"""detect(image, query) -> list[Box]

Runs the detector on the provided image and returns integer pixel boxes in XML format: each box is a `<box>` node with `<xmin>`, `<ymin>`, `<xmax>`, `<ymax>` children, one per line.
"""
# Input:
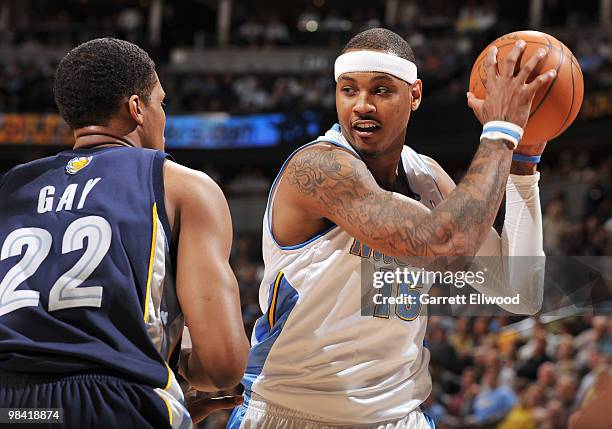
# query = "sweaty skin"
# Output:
<box><xmin>272</xmin><ymin>42</ymin><xmax>554</xmax><ymax>267</ymax></box>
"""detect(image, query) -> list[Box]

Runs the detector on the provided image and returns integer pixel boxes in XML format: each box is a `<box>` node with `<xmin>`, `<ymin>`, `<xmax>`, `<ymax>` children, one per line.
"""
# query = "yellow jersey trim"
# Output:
<box><xmin>143</xmin><ymin>203</ymin><xmax>158</xmax><ymax>322</ymax></box>
<box><xmin>164</xmin><ymin>363</ymin><xmax>173</xmax><ymax>391</ymax></box>
<box><xmin>161</xmin><ymin>395</ymin><xmax>173</xmax><ymax>426</ymax></box>
<box><xmin>268</xmin><ymin>271</ymin><xmax>284</xmax><ymax>328</ymax></box>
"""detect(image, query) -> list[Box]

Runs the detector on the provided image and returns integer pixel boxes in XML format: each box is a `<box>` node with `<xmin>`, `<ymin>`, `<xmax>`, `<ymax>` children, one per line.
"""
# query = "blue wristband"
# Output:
<box><xmin>512</xmin><ymin>154</ymin><xmax>541</xmax><ymax>163</ymax></box>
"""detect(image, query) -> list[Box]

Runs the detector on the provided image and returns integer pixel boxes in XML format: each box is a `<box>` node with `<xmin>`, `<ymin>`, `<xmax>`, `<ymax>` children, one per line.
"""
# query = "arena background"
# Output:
<box><xmin>0</xmin><ymin>1</ymin><xmax>610</xmax><ymax>428</ymax></box>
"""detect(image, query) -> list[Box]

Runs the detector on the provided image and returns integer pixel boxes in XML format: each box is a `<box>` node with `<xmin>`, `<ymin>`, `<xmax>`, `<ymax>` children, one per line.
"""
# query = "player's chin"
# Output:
<box><xmin>350</xmin><ymin>127</ymin><xmax>384</xmax><ymax>147</ymax></box>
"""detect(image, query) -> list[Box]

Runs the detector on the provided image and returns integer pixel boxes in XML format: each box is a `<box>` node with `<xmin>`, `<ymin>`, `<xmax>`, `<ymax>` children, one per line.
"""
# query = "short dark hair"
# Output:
<box><xmin>54</xmin><ymin>38</ymin><xmax>157</xmax><ymax>129</ymax></box>
<box><xmin>342</xmin><ymin>28</ymin><xmax>416</xmax><ymax>63</ymax></box>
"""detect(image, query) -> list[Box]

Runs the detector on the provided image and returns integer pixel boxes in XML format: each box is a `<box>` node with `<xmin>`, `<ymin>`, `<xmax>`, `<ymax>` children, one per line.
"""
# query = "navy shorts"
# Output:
<box><xmin>0</xmin><ymin>370</ymin><xmax>175</xmax><ymax>429</ymax></box>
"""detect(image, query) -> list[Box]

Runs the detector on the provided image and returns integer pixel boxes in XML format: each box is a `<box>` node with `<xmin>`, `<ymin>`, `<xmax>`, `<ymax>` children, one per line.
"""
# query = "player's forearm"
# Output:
<box><xmin>510</xmin><ymin>160</ymin><xmax>537</xmax><ymax>175</ymax></box>
<box><xmin>421</xmin><ymin>139</ymin><xmax>512</xmax><ymax>257</ymax></box>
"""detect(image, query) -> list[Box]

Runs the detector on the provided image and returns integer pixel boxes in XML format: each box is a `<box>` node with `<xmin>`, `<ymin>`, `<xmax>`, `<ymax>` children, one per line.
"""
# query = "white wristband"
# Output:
<box><xmin>480</xmin><ymin>121</ymin><xmax>524</xmax><ymax>150</ymax></box>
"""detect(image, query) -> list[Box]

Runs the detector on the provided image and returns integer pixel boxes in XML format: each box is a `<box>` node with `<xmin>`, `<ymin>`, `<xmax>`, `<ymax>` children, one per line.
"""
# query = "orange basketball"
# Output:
<box><xmin>469</xmin><ymin>30</ymin><xmax>584</xmax><ymax>146</ymax></box>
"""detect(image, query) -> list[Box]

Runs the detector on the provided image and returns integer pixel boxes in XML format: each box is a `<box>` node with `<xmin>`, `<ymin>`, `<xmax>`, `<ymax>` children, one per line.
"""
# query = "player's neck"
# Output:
<box><xmin>361</xmin><ymin>144</ymin><xmax>404</xmax><ymax>191</ymax></box>
<box><xmin>364</xmin><ymin>155</ymin><xmax>402</xmax><ymax>191</ymax></box>
<box><xmin>73</xmin><ymin>126</ymin><xmax>139</xmax><ymax>150</ymax></box>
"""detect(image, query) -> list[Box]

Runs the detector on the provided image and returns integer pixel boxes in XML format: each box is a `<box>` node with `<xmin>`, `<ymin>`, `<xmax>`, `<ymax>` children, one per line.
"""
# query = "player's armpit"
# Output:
<box><xmin>164</xmin><ymin>161</ymin><xmax>249</xmax><ymax>391</ymax></box>
<box><xmin>281</xmin><ymin>143</ymin><xmax>509</xmax><ymax>263</ymax></box>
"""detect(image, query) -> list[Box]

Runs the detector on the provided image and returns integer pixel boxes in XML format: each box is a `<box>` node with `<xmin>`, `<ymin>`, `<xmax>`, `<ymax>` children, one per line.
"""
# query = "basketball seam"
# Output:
<box><xmin>552</xmin><ymin>46</ymin><xmax>576</xmax><ymax>138</ymax></box>
<box><xmin>528</xmin><ymin>37</ymin><xmax>562</xmax><ymax>119</ymax></box>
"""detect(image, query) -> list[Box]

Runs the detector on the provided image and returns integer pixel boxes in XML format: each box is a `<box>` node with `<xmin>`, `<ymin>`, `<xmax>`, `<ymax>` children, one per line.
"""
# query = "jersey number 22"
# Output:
<box><xmin>0</xmin><ymin>216</ymin><xmax>111</xmax><ymax>316</ymax></box>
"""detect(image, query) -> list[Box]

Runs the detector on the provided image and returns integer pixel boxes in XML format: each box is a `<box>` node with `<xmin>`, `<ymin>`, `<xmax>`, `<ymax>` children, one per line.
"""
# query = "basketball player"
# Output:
<box><xmin>227</xmin><ymin>28</ymin><xmax>554</xmax><ymax>429</ymax></box>
<box><xmin>0</xmin><ymin>38</ymin><xmax>249</xmax><ymax>428</ymax></box>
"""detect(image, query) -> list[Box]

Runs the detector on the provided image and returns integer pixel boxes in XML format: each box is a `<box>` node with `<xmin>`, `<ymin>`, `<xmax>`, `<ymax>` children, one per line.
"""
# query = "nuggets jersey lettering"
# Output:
<box><xmin>0</xmin><ymin>147</ymin><xmax>185</xmax><ymax>408</ymax></box>
<box><xmin>241</xmin><ymin>125</ymin><xmax>444</xmax><ymax>424</ymax></box>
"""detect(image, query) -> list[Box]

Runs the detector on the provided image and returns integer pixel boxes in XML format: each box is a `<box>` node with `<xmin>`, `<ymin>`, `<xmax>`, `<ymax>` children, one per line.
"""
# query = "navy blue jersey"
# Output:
<box><xmin>0</xmin><ymin>146</ymin><xmax>184</xmax><ymax>395</ymax></box>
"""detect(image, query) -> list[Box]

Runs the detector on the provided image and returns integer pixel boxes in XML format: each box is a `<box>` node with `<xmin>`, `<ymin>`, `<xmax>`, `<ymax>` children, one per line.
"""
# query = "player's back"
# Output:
<box><xmin>0</xmin><ymin>146</ymin><xmax>182</xmax><ymax>391</ymax></box>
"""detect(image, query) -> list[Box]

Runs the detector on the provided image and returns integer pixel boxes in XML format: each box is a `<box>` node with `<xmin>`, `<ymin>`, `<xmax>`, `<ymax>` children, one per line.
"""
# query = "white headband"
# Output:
<box><xmin>334</xmin><ymin>50</ymin><xmax>418</xmax><ymax>84</ymax></box>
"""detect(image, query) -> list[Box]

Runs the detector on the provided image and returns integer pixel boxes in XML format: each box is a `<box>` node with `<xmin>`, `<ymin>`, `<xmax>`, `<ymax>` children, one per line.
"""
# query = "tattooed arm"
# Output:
<box><xmin>282</xmin><ymin>138</ymin><xmax>511</xmax><ymax>262</ymax></box>
<box><xmin>423</xmin><ymin>155</ymin><xmax>545</xmax><ymax>314</ymax></box>
<box><xmin>276</xmin><ymin>40</ymin><xmax>554</xmax><ymax>267</ymax></box>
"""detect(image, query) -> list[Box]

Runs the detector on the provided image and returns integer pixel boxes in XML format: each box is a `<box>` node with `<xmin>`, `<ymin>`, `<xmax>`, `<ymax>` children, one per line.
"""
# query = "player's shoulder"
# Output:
<box><xmin>284</xmin><ymin>141</ymin><xmax>363</xmax><ymax>174</ymax></box>
<box><xmin>0</xmin><ymin>154</ymin><xmax>61</xmax><ymax>187</ymax></box>
<box><xmin>163</xmin><ymin>159</ymin><xmax>225</xmax><ymax>207</ymax></box>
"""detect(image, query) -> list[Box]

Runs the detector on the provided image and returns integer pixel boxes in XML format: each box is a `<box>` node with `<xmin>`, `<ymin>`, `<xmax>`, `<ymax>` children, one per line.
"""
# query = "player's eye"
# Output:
<box><xmin>341</xmin><ymin>87</ymin><xmax>356</xmax><ymax>95</ymax></box>
<box><xmin>375</xmin><ymin>87</ymin><xmax>390</xmax><ymax>95</ymax></box>
<box><xmin>161</xmin><ymin>100</ymin><xmax>167</xmax><ymax>108</ymax></box>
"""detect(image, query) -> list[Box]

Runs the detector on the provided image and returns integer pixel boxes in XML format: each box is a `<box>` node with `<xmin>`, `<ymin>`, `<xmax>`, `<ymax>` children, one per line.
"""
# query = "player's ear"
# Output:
<box><xmin>128</xmin><ymin>95</ymin><xmax>145</xmax><ymax>126</ymax></box>
<box><xmin>410</xmin><ymin>79</ymin><xmax>422</xmax><ymax>111</ymax></box>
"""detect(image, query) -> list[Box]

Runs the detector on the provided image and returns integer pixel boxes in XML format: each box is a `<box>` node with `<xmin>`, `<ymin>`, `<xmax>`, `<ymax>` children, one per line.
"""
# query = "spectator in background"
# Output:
<box><xmin>428</xmin><ymin>320</ymin><xmax>458</xmax><ymax>371</ymax></box>
<box><xmin>237</xmin><ymin>16</ymin><xmax>263</xmax><ymax>46</ymax></box>
<box><xmin>498</xmin><ymin>350</ymin><xmax>518</xmax><ymax>388</ymax></box>
<box><xmin>575</xmin><ymin>348</ymin><xmax>608</xmax><ymax>405</ymax></box>
<box><xmin>449</xmin><ymin>318</ymin><xmax>474</xmax><ymax>364</ymax></box>
<box><xmin>498</xmin><ymin>384</ymin><xmax>545</xmax><ymax>429</ymax></box>
<box><xmin>517</xmin><ymin>336</ymin><xmax>551</xmax><ymax>380</ymax></box>
<box><xmin>535</xmin><ymin>362</ymin><xmax>556</xmax><ymax>400</ymax></box>
<box><xmin>455</xmin><ymin>0</ymin><xmax>497</xmax><ymax>33</ymax></box>
<box><xmin>555</xmin><ymin>373</ymin><xmax>579</xmax><ymax>423</ymax></box>
<box><xmin>320</xmin><ymin>9</ymin><xmax>351</xmax><ymax>33</ymax></box>
<box><xmin>575</xmin><ymin>316</ymin><xmax>608</xmax><ymax>367</ymax></box>
<box><xmin>468</xmin><ymin>368</ymin><xmax>517</xmax><ymax>426</ymax></box>
<box><xmin>116</xmin><ymin>7</ymin><xmax>144</xmax><ymax>43</ymax></box>
<box><xmin>542</xmin><ymin>398</ymin><xmax>566</xmax><ymax>429</ymax></box>
<box><xmin>555</xmin><ymin>337</ymin><xmax>578</xmax><ymax>374</ymax></box>
<box><xmin>543</xmin><ymin>198</ymin><xmax>570</xmax><ymax>253</ymax></box>
<box><xmin>264</xmin><ymin>13</ymin><xmax>289</xmax><ymax>46</ymax></box>
<box><xmin>397</xmin><ymin>0</ymin><xmax>420</xmax><ymax>31</ymax></box>
<box><xmin>447</xmin><ymin>367</ymin><xmax>479</xmax><ymax>418</ymax></box>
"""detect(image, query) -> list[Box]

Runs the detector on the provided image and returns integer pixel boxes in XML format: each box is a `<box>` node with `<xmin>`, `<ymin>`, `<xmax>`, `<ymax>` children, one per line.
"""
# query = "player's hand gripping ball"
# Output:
<box><xmin>469</xmin><ymin>30</ymin><xmax>584</xmax><ymax>153</ymax></box>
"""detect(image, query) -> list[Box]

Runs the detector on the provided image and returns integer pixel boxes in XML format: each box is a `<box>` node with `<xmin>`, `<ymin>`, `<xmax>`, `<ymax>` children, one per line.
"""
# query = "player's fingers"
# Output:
<box><xmin>466</xmin><ymin>91</ymin><xmax>483</xmax><ymax>112</ymax></box>
<box><xmin>466</xmin><ymin>92</ymin><xmax>485</xmax><ymax>124</ymax></box>
<box><xmin>484</xmin><ymin>46</ymin><xmax>498</xmax><ymax>85</ymax></box>
<box><xmin>517</xmin><ymin>47</ymin><xmax>548</xmax><ymax>84</ymax></box>
<box><xmin>503</xmin><ymin>40</ymin><xmax>526</xmax><ymax>78</ymax></box>
<box><xmin>525</xmin><ymin>68</ymin><xmax>557</xmax><ymax>96</ymax></box>
<box><xmin>188</xmin><ymin>395</ymin><xmax>244</xmax><ymax>424</ymax></box>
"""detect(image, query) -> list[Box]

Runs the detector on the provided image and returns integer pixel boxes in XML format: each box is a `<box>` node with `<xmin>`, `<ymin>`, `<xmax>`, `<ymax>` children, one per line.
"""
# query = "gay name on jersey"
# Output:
<box><xmin>37</xmin><ymin>178</ymin><xmax>101</xmax><ymax>214</ymax></box>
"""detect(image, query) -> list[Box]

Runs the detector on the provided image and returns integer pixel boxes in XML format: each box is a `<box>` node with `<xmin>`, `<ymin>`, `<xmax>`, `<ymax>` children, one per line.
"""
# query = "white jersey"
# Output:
<box><xmin>243</xmin><ymin>124</ymin><xmax>444</xmax><ymax>424</ymax></box>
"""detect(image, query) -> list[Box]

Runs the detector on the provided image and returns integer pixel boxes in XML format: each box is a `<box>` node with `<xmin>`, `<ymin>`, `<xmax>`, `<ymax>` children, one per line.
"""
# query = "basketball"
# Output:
<box><xmin>469</xmin><ymin>30</ymin><xmax>584</xmax><ymax>147</ymax></box>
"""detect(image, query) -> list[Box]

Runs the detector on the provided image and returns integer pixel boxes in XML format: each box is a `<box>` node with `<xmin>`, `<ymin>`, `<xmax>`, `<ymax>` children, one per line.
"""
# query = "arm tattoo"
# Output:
<box><xmin>286</xmin><ymin>140</ymin><xmax>511</xmax><ymax>260</ymax></box>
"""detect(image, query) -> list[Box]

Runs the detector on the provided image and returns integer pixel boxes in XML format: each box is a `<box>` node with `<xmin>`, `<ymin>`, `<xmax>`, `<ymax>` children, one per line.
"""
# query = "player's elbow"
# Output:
<box><xmin>208</xmin><ymin>349</ymin><xmax>248</xmax><ymax>389</ymax></box>
<box><xmin>210</xmin><ymin>364</ymin><xmax>246</xmax><ymax>390</ymax></box>
<box><xmin>210</xmin><ymin>339</ymin><xmax>249</xmax><ymax>387</ymax></box>
<box><xmin>186</xmin><ymin>339</ymin><xmax>249</xmax><ymax>391</ymax></box>
<box><xmin>186</xmin><ymin>355</ymin><xmax>247</xmax><ymax>391</ymax></box>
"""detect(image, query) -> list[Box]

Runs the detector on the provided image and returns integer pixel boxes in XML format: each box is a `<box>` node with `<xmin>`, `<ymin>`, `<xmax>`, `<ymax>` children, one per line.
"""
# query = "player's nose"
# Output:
<box><xmin>353</xmin><ymin>93</ymin><xmax>375</xmax><ymax>115</ymax></box>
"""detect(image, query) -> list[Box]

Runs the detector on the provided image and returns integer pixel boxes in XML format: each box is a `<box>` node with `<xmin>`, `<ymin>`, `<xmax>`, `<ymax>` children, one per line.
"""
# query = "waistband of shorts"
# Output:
<box><xmin>0</xmin><ymin>368</ymin><xmax>143</xmax><ymax>386</ymax></box>
<box><xmin>246</xmin><ymin>392</ymin><xmax>425</xmax><ymax>428</ymax></box>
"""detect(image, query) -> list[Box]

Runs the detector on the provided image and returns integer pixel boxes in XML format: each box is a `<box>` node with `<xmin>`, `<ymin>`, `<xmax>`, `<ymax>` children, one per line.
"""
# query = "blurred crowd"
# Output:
<box><xmin>4</xmin><ymin>0</ymin><xmax>602</xmax><ymax>49</ymax></box>
<box><xmin>1</xmin><ymin>30</ymin><xmax>610</xmax><ymax>114</ymax></box>
<box><xmin>540</xmin><ymin>152</ymin><xmax>612</xmax><ymax>256</ymax></box>
<box><xmin>423</xmin><ymin>314</ymin><xmax>611</xmax><ymax>429</ymax></box>
<box><xmin>0</xmin><ymin>0</ymin><xmax>610</xmax><ymax>114</ymax></box>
